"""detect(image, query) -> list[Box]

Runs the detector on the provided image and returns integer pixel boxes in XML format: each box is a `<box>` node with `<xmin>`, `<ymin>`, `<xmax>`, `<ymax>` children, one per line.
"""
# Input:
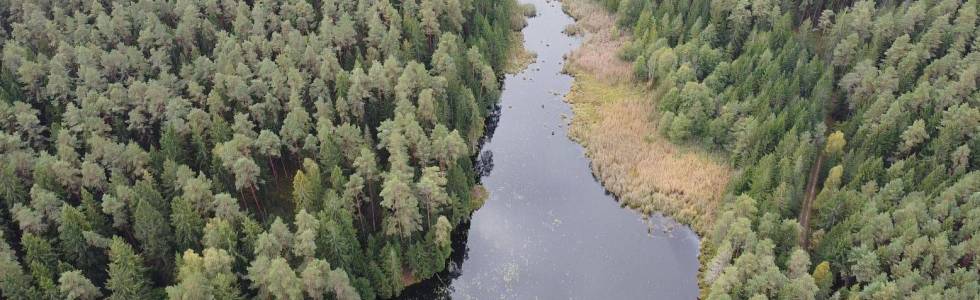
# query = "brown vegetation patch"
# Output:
<box><xmin>561</xmin><ymin>0</ymin><xmax>730</xmax><ymax>233</ymax></box>
<box><xmin>562</xmin><ymin>0</ymin><xmax>633</xmax><ymax>83</ymax></box>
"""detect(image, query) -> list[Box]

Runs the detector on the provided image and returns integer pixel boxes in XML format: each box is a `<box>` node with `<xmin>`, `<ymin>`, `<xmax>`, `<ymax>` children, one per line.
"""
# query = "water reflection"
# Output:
<box><xmin>475</xmin><ymin>150</ymin><xmax>494</xmax><ymax>178</ymax></box>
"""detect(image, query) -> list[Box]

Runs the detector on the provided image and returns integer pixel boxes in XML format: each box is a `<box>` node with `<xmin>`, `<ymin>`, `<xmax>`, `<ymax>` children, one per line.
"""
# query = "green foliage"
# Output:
<box><xmin>247</xmin><ymin>256</ymin><xmax>303</xmax><ymax>300</ymax></box>
<box><xmin>170</xmin><ymin>196</ymin><xmax>204</xmax><ymax>252</ymax></box>
<box><xmin>106</xmin><ymin>237</ymin><xmax>150</xmax><ymax>300</ymax></box>
<box><xmin>824</xmin><ymin>131</ymin><xmax>846</xmax><ymax>156</ymax></box>
<box><xmin>167</xmin><ymin>248</ymin><xmax>242</xmax><ymax>300</ymax></box>
<box><xmin>58</xmin><ymin>270</ymin><xmax>102</xmax><ymax>300</ymax></box>
<box><xmin>58</xmin><ymin>205</ymin><xmax>104</xmax><ymax>279</ymax></box>
<box><xmin>812</xmin><ymin>261</ymin><xmax>832</xmax><ymax>297</ymax></box>
<box><xmin>614</xmin><ymin>0</ymin><xmax>980</xmax><ymax>298</ymax></box>
<box><xmin>0</xmin><ymin>0</ymin><xmax>520</xmax><ymax>297</ymax></box>
<box><xmin>132</xmin><ymin>197</ymin><xmax>173</xmax><ymax>276</ymax></box>
<box><xmin>379</xmin><ymin>243</ymin><xmax>404</xmax><ymax>298</ymax></box>
<box><xmin>0</xmin><ymin>231</ymin><xmax>39</xmax><ymax>299</ymax></box>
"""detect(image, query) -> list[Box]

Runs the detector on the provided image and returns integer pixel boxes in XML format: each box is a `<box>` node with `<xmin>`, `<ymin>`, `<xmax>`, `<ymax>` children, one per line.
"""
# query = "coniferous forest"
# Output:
<box><xmin>2</xmin><ymin>0</ymin><xmax>979</xmax><ymax>298</ymax></box>
<box><xmin>0</xmin><ymin>0</ymin><xmax>520</xmax><ymax>299</ymax></box>
<box><xmin>596</xmin><ymin>0</ymin><xmax>979</xmax><ymax>298</ymax></box>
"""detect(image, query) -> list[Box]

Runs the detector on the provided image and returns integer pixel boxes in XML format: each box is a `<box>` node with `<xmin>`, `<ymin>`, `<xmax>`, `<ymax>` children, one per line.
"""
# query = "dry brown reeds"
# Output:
<box><xmin>562</xmin><ymin>0</ymin><xmax>633</xmax><ymax>83</ymax></box>
<box><xmin>561</xmin><ymin>0</ymin><xmax>731</xmax><ymax>234</ymax></box>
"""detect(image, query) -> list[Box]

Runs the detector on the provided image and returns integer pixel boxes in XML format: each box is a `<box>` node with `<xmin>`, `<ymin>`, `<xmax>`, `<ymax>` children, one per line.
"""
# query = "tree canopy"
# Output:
<box><xmin>0</xmin><ymin>0</ymin><xmax>522</xmax><ymax>298</ymax></box>
<box><xmin>602</xmin><ymin>0</ymin><xmax>980</xmax><ymax>298</ymax></box>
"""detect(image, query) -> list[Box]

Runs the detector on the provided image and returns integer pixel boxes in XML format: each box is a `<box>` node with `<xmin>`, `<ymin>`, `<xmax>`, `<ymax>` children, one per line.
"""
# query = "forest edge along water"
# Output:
<box><xmin>402</xmin><ymin>0</ymin><xmax>701</xmax><ymax>298</ymax></box>
<box><xmin>3</xmin><ymin>0</ymin><xmax>976</xmax><ymax>299</ymax></box>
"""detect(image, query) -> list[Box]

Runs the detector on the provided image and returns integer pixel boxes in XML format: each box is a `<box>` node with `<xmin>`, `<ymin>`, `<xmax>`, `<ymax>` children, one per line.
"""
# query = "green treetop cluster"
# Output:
<box><xmin>0</xmin><ymin>0</ymin><xmax>521</xmax><ymax>298</ymax></box>
<box><xmin>600</xmin><ymin>0</ymin><xmax>979</xmax><ymax>298</ymax></box>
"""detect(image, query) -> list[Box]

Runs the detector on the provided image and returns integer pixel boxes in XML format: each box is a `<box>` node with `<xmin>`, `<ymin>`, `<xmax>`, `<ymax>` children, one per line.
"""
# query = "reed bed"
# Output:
<box><xmin>561</xmin><ymin>0</ymin><xmax>731</xmax><ymax>234</ymax></box>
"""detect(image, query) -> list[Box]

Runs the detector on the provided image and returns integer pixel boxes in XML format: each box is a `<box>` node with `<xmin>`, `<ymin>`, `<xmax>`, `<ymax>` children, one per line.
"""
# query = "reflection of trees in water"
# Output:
<box><xmin>401</xmin><ymin>100</ymin><xmax>502</xmax><ymax>299</ymax></box>
<box><xmin>476</xmin><ymin>103</ymin><xmax>502</xmax><ymax>148</ymax></box>
<box><xmin>475</xmin><ymin>151</ymin><xmax>495</xmax><ymax>178</ymax></box>
<box><xmin>466</xmin><ymin>102</ymin><xmax>500</xmax><ymax>185</ymax></box>
<box><xmin>397</xmin><ymin>219</ymin><xmax>472</xmax><ymax>299</ymax></box>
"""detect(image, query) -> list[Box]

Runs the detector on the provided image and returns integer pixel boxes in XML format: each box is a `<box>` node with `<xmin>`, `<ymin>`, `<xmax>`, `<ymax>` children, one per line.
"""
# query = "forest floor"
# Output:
<box><xmin>560</xmin><ymin>0</ymin><xmax>731</xmax><ymax>235</ymax></box>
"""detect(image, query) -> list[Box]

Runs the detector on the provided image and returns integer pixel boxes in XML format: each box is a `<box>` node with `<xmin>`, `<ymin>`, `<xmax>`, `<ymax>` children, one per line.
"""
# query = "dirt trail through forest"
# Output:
<box><xmin>799</xmin><ymin>149</ymin><xmax>825</xmax><ymax>248</ymax></box>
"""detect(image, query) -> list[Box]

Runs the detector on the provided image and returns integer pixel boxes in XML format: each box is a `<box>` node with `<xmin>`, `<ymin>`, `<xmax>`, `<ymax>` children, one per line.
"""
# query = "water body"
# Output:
<box><xmin>402</xmin><ymin>0</ymin><xmax>700</xmax><ymax>298</ymax></box>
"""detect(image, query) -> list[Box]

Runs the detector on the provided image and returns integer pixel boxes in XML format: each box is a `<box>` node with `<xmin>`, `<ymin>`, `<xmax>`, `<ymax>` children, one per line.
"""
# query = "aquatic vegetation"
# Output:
<box><xmin>563</xmin><ymin>0</ymin><xmax>731</xmax><ymax>234</ymax></box>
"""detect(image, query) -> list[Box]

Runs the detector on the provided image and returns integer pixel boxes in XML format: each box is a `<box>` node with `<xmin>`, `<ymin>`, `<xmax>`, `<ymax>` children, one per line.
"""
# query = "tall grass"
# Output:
<box><xmin>503</xmin><ymin>2</ymin><xmax>537</xmax><ymax>74</ymax></box>
<box><xmin>562</xmin><ymin>0</ymin><xmax>731</xmax><ymax>233</ymax></box>
<box><xmin>562</xmin><ymin>0</ymin><xmax>633</xmax><ymax>83</ymax></box>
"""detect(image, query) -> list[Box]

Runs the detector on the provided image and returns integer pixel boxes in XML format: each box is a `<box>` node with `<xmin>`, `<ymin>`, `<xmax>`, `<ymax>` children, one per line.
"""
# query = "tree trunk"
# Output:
<box><xmin>237</xmin><ymin>190</ymin><xmax>248</xmax><ymax>211</ymax></box>
<box><xmin>267</xmin><ymin>156</ymin><xmax>278</xmax><ymax>182</ymax></box>
<box><xmin>355</xmin><ymin>199</ymin><xmax>366</xmax><ymax>233</ymax></box>
<box><xmin>279</xmin><ymin>156</ymin><xmax>288</xmax><ymax>179</ymax></box>
<box><xmin>424</xmin><ymin>201</ymin><xmax>432</xmax><ymax>229</ymax></box>
<box><xmin>250</xmin><ymin>185</ymin><xmax>265</xmax><ymax>217</ymax></box>
<box><xmin>367</xmin><ymin>182</ymin><xmax>377</xmax><ymax>232</ymax></box>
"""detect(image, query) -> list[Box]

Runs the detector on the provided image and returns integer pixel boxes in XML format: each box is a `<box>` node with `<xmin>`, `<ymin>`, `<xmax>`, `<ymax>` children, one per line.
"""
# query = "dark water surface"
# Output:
<box><xmin>402</xmin><ymin>0</ymin><xmax>700</xmax><ymax>298</ymax></box>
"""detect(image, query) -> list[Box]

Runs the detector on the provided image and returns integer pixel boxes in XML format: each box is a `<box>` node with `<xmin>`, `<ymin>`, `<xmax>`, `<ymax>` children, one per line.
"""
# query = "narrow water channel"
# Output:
<box><xmin>402</xmin><ymin>0</ymin><xmax>700</xmax><ymax>298</ymax></box>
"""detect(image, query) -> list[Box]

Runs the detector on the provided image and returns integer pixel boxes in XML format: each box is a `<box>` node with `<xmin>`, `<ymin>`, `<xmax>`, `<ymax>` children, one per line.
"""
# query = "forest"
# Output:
<box><xmin>594</xmin><ymin>0</ymin><xmax>979</xmax><ymax>298</ymax></box>
<box><xmin>0</xmin><ymin>0</ymin><xmax>521</xmax><ymax>299</ymax></box>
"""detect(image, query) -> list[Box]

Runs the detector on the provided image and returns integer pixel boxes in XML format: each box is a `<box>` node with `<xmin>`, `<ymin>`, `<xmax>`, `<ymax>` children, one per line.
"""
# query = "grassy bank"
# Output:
<box><xmin>503</xmin><ymin>3</ymin><xmax>539</xmax><ymax>74</ymax></box>
<box><xmin>563</xmin><ymin>0</ymin><xmax>980</xmax><ymax>298</ymax></box>
<box><xmin>560</xmin><ymin>1</ymin><xmax>732</xmax><ymax>295</ymax></box>
<box><xmin>503</xmin><ymin>30</ymin><xmax>537</xmax><ymax>74</ymax></box>
<box><xmin>561</xmin><ymin>0</ymin><xmax>730</xmax><ymax>235</ymax></box>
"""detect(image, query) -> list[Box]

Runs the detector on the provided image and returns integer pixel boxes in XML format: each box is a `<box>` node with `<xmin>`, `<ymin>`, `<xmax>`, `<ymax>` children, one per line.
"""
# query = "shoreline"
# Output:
<box><xmin>558</xmin><ymin>0</ymin><xmax>732</xmax><ymax>294</ymax></box>
<box><xmin>559</xmin><ymin>0</ymin><xmax>730</xmax><ymax>237</ymax></box>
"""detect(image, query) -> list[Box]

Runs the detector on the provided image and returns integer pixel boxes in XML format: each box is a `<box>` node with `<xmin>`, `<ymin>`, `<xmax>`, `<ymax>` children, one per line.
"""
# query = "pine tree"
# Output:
<box><xmin>232</xmin><ymin>156</ymin><xmax>263</xmax><ymax>213</ymax></box>
<box><xmin>255</xmin><ymin>130</ymin><xmax>283</xmax><ymax>180</ymax></box>
<box><xmin>293</xmin><ymin>159</ymin><xmax>324</xmax><ymax>213</ymax></box>
<box><xmin>171</xmin><ymin>196</ymin><xmax>205</xmax><ymax>251</ymax></box>
<box><xmin>434</xmin><ymin>216</ymin><xmax>452</xmax><ymax>254</ymax></box>
<box><xmin>57</xmin><ymin>270</ymin><xmax>101</xmax><ymax>300</ymax></box>
<box><xmin>58</xmin><ymin>205</ymin><xmax>102</xmax><ymax>276</ymax></box>
<box><xmin>328</xmin><ymin>268</ymin><xmax>361</xmax><ymax>300</ymax></box>
<box><xmin>21</xmin><ymin>232</ymin><xmax>60</xmax><ymax>298</ymax></box>
<box><xmin>380</xmin><ymin>132</ymin><xmax>422</xmax><ymax>238</ymax></box>
<box><xmin>247</xmin><ymin>256</ymin><xmax>303</xmax><ymax>300</ymax></box>
<box><xmin>106</xmin><ymin>237</ymin><xmax>150</xmax><ymax>300</ymax></box>
<box><xmin>0</xmin><ymin>0</ymin><xmax>518</xmax><ymax>297</ymax></box>
<box><xmin>166</xmin><ymin>248</ymin><xmax>241</xmax><ymax>300</ymax></box>
<box><xmin>0</xmin><ymin>231</ymin><xmax>39</xmax><ymax>299</ymax></box>
<box><xmin>300</xmin><ymin>259</ymin><xmax>332</xmax><ymax>300</ymax></box>
<box><xmin>824</xmin><ymin>131</ymin><xmax>846</xmax><ymax>156</ymax></box>
<box><xmin>417</xmin><ymin>166</ymin><xmax>450</xmax><ymax>226</ymax></box>
<box><xmin>429</xmin><ymin>125</ymin><xmax>467</xmax><ymax>170</ymax></box>
<box><xmin>812</xmin><ymin>261</ymin><xmax>833</xmax><ymax>297</ymax></box>
<box><xmin>0</xmin><ymin>162</ymin><xmax>26</xmax><ymax>208</ymax></box>
<box><xmin>419</xmin><ymin>0</ymin><xmax>441</xmax><ymax>40</ymax></box>
<box><xmin>202</xmin><ymin>217</ymin><xmax>239</xmax><ymax>253</ymax></box>
<box><xmin>281</xmin><ymin>103</ymin><xmax>312</xmax><ymax>155</ymax></box>
<box><xmin>132</xmin><ymin>197</ymin><xmax>173</xmax><ymax>272</ymax></box>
